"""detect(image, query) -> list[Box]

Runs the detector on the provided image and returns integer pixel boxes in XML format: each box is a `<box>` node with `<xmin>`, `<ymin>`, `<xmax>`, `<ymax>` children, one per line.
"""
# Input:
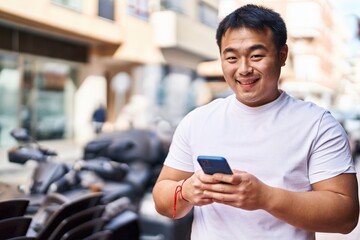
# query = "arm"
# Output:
<box><xmin>200</xmin><ymin>171</ymin><xmax>359</xmax><ymax>233</ymax></box>
<box><xmin>152</xmin><ymin>166</ymin><xmax>193</xmax><ymax>219</ymax></box>
<box><xmin>268</xmin><ymin>173</ymin><xmax>359</xmax><ymax>233</ymax></box>
<box><xmin>153</xmin><ymin>165</ymin><xmax>218</xmax><ymax>219</ymax></box>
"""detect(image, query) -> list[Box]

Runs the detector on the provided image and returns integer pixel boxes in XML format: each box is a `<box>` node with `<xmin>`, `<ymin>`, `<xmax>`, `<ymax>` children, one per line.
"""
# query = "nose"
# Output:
<box><xmin>237</xmin><ymin>59</ymin><xmax>253</xmax><ymax>75</ymax></box>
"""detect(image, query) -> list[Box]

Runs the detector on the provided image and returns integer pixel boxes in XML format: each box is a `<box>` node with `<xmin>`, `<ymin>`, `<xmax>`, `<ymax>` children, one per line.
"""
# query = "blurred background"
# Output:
<box><xmin>1</xmin><ymin>2</ymin><xmax>360</xmax><ymax>239</ymax></box>
<box><xmin>0</xmin><ymin>0</ymin><xmax>359</xmax><ymax>152</ymax></box>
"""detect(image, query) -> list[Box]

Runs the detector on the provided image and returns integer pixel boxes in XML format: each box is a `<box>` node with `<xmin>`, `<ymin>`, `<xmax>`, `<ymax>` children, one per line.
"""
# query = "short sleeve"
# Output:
<box><xmin>309</xmin><ymin>111</ymin><xmax>356</xmax><ymax>184</ymax></box>
<box><xmin>163</xmin><ymin>112</ymin><xmax>195</xmax><ymax>172</ymax></box>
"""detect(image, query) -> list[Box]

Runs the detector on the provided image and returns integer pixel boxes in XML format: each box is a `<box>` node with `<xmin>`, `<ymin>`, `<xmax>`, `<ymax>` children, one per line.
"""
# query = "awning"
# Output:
<box><xmin>197</xmin><ymin>59</ymin><xmax>222</xmax><ymax>77</ymax></box>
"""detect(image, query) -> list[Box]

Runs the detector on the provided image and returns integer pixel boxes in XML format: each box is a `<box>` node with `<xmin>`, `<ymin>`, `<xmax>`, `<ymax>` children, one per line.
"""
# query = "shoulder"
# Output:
<box><xmin>281</xmin><ymin>93</ymin><xmax>341</xmax><ymax>132</ymax></box>
<box><xmin>281</xmin><ymin>92</ymin><xmax>328</xmax><ymax>117</ymax></box>
<box><xmin>190</xmin><ymin>95</ymin><xmax>232</xmax><ymax>116</ymax></box>
<box><xmin>175</xmin><ymin>96</ymin><xmax>231</xmax><ymax>131</ymax></box>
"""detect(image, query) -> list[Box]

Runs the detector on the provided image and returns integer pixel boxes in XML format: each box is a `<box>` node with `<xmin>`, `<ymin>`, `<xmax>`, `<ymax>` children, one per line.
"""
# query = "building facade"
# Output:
<box><xmin>0</xmin><ymin>0</ymin><xmax>219</xmax><ymax>146</ymax></box>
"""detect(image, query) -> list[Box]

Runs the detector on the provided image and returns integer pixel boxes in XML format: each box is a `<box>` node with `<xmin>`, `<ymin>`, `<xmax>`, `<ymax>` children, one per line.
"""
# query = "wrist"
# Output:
<box><xmin>179</xmin><ymin>178</ymin><xmax>189</xmax><ymax>202</ymax></box>
<box><xmin>173</xmin><ymin>178</ymin><xmax>190</xmax><ymax>218</ymax></box>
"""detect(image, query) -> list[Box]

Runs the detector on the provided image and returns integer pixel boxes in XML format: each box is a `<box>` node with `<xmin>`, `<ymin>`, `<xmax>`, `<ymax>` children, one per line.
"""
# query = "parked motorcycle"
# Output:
<box><xmin>6</xmin><ymin>128</ymin><xmax>165</xmax><ymax>206</ymax></box>
<box><xmin>4</xmin><ymin>127</ymin><xmax>192</xmax><ymax>240</ymax></box>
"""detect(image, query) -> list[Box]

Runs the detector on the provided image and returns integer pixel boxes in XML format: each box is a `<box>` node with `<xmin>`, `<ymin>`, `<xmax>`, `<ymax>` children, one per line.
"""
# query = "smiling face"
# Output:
<box><xmin>220</xmin><ymin>27</ymin><xmax>288</xmax><ymax>107</ymax></box>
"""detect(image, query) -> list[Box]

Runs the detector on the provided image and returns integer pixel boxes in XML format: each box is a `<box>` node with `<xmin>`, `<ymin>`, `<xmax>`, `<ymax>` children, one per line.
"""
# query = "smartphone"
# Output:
<box><xmin>197</xmin><ymin>155</ymin><xmax>233</xmax><ymax>175</ymax></box>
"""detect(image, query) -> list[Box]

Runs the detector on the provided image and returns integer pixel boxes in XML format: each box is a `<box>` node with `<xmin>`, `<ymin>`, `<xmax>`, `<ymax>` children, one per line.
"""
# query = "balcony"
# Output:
<box><xmin>150</xmin><ymin>10</ymin><xmax>218</xmax><ymax>60</ymax></box>
<box><xmin>0</xmin><ymin>0</ymin><xmax>123</xmax><ymax>45</ymax></box>
<box><xmin>286</xmin><ymin>1</ymin><xmax>323</xmax><ymax>39</ymax></box>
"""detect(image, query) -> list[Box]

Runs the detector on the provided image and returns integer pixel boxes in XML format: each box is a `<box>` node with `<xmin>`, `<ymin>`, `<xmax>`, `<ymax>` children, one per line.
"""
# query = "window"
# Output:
<box><xmin>160</xmin><ymin>0</ymin><xmax>183</xmax><ymax>13</ymax></box>
<box><xmin>0</xmin><ymin>53</ymin><xmax>20</xmax><ymax>147</ymax></box>
<box><xmin>127</xmin><ymin>0</ymin><xmax>150</xmax><ymax>21</ymax></box>
<box><xmin>98</xmin><ymin>0</ymin><xmax>114</xmax><ymax>21</ymax></box>
<box><xmin>51</xmin><ymin>0</ymin><xmax>83</xmax><ymax>12</ymax></box>
<box><xmin>31</xmin><ymin>60</ymin><xmax>77</xmax><ymax>140</ymax></box>
<box><xmin>199</xmin><ymin>2</ymin><xmax>218</xmax><ymax>29</ymax></box>
<box><xmin>0</xmin><ymin>51</ymin><xmax>78</xmax><ymax>145</ymax></box>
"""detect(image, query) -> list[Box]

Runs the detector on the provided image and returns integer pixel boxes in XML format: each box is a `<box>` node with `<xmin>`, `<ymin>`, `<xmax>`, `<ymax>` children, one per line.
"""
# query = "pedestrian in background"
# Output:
<box><xmin>92</xmin><ymin>103</ymin><xmax>106</xmax><ymax>134</ymax></box>
<box><xmin>152</xmin><ymin>4</ymin><xmax>359</xmax><ymax>239</ymax></box>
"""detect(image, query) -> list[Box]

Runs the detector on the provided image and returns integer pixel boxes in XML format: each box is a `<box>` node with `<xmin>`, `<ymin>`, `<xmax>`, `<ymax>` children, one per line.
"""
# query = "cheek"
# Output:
<box><xmin>257</xmin><ymin>61</ymin><xmax>278</xmax><ymax>76</ymax></box>
<box><xmin>222</xmin><ymin>64</ymin><xmax>237</xmax><ymax>77</ymax></box>
<box><xmin>263</xmin><ymin>64</ymin><xmax>280</xmax><ymax>79</ymax></box>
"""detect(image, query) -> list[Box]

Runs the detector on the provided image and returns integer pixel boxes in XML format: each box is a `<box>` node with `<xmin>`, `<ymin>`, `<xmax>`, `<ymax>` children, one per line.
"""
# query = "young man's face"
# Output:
<box><xmin>220</xmin><ymin>27</ymin><xmax>288</xmax><ymax>107</ymax></box>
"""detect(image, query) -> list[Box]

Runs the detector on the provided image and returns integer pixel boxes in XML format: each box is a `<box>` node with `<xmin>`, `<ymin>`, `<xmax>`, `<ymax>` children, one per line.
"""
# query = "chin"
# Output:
<box><xmin>236</xmin><ymin>95</ymin><xmax>260</xmax><ymax>106</ymax></box>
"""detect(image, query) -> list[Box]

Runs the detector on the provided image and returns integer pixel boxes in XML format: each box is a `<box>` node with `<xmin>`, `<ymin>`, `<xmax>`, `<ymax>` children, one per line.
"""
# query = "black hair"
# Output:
<box><xmin>216</xmin><ymin>4</ymin><xmax>287</xmax><ymax>52</ymax></box>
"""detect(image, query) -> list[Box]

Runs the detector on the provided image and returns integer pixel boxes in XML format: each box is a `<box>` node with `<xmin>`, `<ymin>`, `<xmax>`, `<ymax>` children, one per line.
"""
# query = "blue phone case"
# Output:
<box><xmin>197</xmin><ymin>156</ymin><xmax>233</xmax><ymax>175</ymax></box>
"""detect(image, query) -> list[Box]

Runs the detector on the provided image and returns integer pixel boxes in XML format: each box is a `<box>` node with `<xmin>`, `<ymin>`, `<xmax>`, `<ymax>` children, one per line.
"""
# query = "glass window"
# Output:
<box><xmin>33</xmin><ymin>61</ymin><xmax>76</xmax><ymax>140</ymax></box>
<box><xmin>0</xmin><ymin>52</ymin><xmax>78</xmax><ymax>147</ymax></box>
<box><xmin>98</xmin><ymin>0</ymin><xmax>114</xmax><ymax>21</ymax></box>
<box><xmin>159</xmin><ymin>66</ymin><xmax>194</xmax><ymax>123</ymax></box>
<box><xmin>199</xmin><ymin>2</ymin><xmax>218</xmax><ymax>29</ymax></box>
<box><xmin>0</xmin><ymin>53</ymin><xmax>20</xmax><ymax>147</ymax></box>
<box><xmin>51</xmin><ymin>0</ymin><xmax>83</xmax><ymax>12</ymax></box>
<box><xmin>160</xmin><ymin>0</ymin><xmax>183</xmax><ymax>13</ymax></box>
<box><xmin>127</xmin><ymin>0</ymin><xmax>150</xmax><ymax>21</ymax></box>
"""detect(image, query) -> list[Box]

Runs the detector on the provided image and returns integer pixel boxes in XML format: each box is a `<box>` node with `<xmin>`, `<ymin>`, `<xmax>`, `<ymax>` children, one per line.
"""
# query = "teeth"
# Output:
<box><xmin>241</xmin><ymin>80</ymin><xmax>256</xmax><ymax>84</ymax></box>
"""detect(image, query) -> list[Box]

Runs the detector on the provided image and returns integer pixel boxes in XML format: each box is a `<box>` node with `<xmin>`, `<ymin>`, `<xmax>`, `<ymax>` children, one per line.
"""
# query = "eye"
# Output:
<box><xmin>251</xmin><ymin>55</ymin><xmax>263</xmax><ymax>60</ymax></box>
<box><xmin>225</xmin><ymin>56</ymin><xmax>237</xmax><ymax>63</ymax></box>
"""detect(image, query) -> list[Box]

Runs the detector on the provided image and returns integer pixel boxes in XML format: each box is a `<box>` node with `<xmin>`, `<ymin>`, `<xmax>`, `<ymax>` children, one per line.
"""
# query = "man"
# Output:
<box><xmin>92</xmin><ymin>104</ymin><xmax>106</xmax><ymax>134</ymax></box>
<box><xmin>152</xmin><ymin>4</ymin><xmax>359</xmax><ymax>239</ymax></box>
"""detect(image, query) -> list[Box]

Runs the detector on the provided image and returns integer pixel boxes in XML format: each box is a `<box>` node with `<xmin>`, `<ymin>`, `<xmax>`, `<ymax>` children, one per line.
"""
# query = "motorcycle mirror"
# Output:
<box><xmin>10</xmin><ymin>128</ymin><xmax>32</xmax><ymax>142</ymax></box>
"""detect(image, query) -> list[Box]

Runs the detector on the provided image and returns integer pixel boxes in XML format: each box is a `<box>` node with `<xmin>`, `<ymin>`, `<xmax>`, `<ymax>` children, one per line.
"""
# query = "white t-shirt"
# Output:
<box><xmin>164</xmin><ymin>92</ymin><xmax>356</xmax><ymax>240</ymax></box>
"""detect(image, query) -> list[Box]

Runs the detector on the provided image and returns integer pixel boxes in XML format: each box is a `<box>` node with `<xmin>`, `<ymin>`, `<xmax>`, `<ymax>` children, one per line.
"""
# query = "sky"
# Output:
<box><xmin>332</xmin><ymin>0</ymin><xmax>360</xmax><ymax>36</ymax></box>
<box><xmin>332</xmin><ymin>0</ymin><xmax>360</xmax><ymax>15</ymax></box>
<box><xmin>331</xmin><ymin>0</ymin><xmax>360</xmax><ymax>56</ymax></box>
<box><xmin>334</xmin><ymin>0</ymin><xmax>360</xmax><ymax>15</ymax></box>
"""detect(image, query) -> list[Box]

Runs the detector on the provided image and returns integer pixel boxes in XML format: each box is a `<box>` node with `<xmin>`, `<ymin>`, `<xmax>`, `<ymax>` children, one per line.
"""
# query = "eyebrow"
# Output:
<box><xmin>222</xmin><ymin>44</ymin><xmax>268</xmax><ymax>55</ymax></box>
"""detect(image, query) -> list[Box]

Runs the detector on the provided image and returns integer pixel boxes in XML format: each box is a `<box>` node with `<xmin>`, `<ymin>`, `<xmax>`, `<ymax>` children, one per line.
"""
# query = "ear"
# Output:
<box><xmin>280</xmin><ymin>44</ymin><xmax>288</xmax><ymax>66</ymax></box>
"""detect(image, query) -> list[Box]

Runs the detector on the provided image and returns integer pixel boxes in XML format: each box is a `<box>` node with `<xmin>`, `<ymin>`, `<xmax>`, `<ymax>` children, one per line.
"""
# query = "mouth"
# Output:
<box><xmin>236</xmin><ymin>78</ymin><xmax>259</xmax><ymax>86</ymax></box>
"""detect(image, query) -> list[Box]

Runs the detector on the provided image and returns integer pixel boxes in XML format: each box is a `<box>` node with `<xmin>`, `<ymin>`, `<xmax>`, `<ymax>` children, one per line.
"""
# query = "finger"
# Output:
<box><xmin>211</xmin><ymin>172</ymin><xmax>244</xmax><ymax>185</ymax></box>
<box><xmin>192</xmin><ymin>188</ymin><xmax>215</xmax><ymax>205</ymax></box>
<box><xmin>233</xmin><ymin>169</ymin><xmax>247</xmax><ymax>174</ymax></box>
<box><xmin>204</xmin><ymin>182</ymin><xmax>234</xmax><ymax>194</ymax></box>
<box><xmin>196</xmin><ymin>171</ymin><xmax>220</xmax><ymax>183</ymax></box>
<box><xmin>212</xmin><ymin>173</ymin><xmax>234</xmax><ymax>184</ymax></box>
<box><xmin>203</xmin><ymin>191</ymin><xmax>234</xmax><ymax>203</ymax></box>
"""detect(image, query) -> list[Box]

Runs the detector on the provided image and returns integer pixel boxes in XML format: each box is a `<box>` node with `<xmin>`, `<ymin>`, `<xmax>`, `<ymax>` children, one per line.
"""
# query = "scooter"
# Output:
<box><xmin>3</xmin><ymin>128</ymin><xmax>149</xmax><ymax>239</ymax></box>
<box><xmin>6</xmin><ymin>127</ymin><xmax>166</xmax><ymax>207</ymax></box>
<box><xmin>83</xmin><ymin>128</ymin><xmax>194</xmax><ymax>240</ymax></box>
<box><xmin>5</xmin><ymin>127</ymin><xmax>192</xmax><ymax>240</ymax></box>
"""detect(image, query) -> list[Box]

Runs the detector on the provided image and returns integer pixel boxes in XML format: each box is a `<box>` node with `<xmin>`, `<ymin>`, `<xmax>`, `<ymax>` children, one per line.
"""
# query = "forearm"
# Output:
<box><xmin>153</xmin><ymin>179</ymin><xmax>193</xmax><ymax>219</ymax></box>
<box><xmin>266</xmin><ymin>186</ymin><xmax>359</xmax><ymax>233</ymax></box>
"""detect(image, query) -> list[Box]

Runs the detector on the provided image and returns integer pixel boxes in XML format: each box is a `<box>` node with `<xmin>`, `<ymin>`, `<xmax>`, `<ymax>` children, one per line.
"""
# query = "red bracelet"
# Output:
<box><xmin>173</xmin><ymin>178</ymin><xmax>189</xmax><ymax>219</ymax></box>
<box><xmin>180</xmin><ymin>178</ymin><xmax>189</xmax><ymax>202</ymax></box>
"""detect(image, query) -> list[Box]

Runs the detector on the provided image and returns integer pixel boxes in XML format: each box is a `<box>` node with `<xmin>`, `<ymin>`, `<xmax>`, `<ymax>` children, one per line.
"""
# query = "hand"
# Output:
<box><xmin>200</xmin><ymin>170</ymin><xmax>272</xmax><ymax>210</ymax></box>
<box><xmin>181</xmin><ymin>170</ymin><xmax>216</xmax><ymax>206</ymax></box>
